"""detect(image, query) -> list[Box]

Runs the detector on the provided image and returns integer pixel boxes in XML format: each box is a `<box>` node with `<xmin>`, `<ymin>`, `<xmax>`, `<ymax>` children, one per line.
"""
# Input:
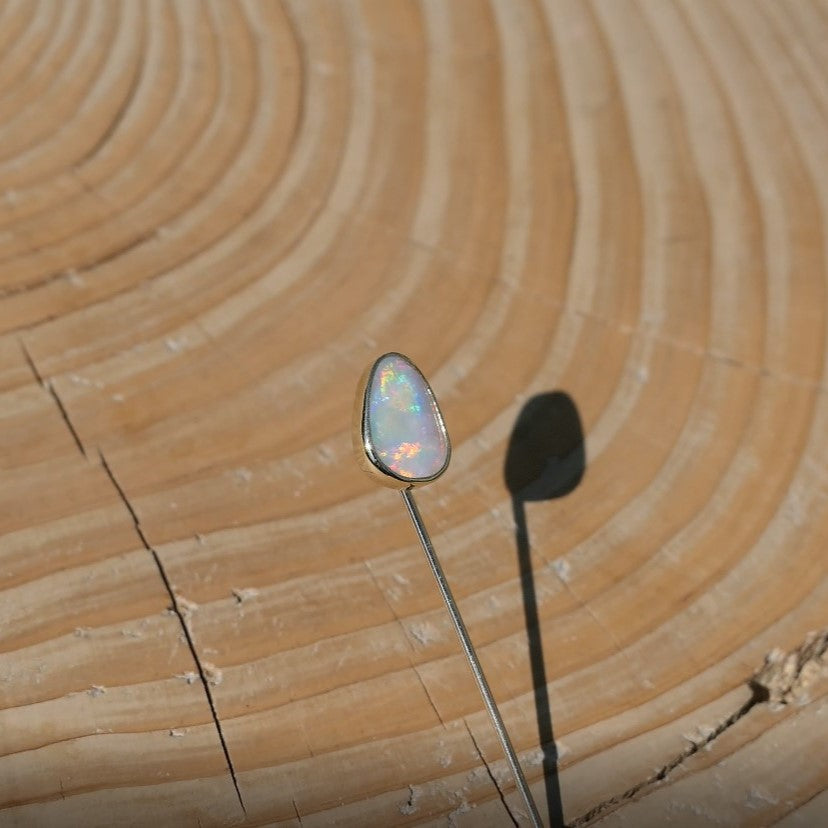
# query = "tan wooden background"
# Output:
<box><xmin>1</xmin><ymin>1</ymin><xmax>827</xmax><ymax>826</ymax></box>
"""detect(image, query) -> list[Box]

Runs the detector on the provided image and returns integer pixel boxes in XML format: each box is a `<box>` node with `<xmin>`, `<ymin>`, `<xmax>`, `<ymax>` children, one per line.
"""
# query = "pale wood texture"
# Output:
<box><xmin>1</xmin><ymin>1</ymin><xmax>827</xmax><ymax>826</ymax></box>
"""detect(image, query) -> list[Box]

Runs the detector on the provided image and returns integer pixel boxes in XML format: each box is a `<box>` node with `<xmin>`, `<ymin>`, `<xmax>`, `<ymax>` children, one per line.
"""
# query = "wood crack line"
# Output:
<box><xmin>569</xmin><ymin>629</ymin><xmax>828</xmax><ymax>827</ymax></box>
<box><xmin>20</xmin><ymin>340</ymin><xmax>86</xmax><ymax>457</ymax></box>
<box><xmin>464</xmin><ymin>720</ymin><xmax>520</xmax><ymax>828</ymax></box>
<box><xmin>568</xmin><ymin>693</ymin><xmax>760</xmax><ymax>827</ymax></box>
<box><xmin>363</xmin><ymin>561</ymin><xmax>447</xmax><ymax>730</ymax></box>
<box><xmin>97</xmin><ymin>450</ymin><xmax>247</xmax><ymax>817</ymax></box>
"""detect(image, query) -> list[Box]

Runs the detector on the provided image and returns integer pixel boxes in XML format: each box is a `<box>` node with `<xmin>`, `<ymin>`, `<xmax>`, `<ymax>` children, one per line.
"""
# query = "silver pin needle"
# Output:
<box><xmin>354</xmin><ymin>353</ymin><xmax>544</xmax><ymax>826</ymax></box>
<box><xmin>401</xmin><ymin>487</ymin><xmax>544</xmax><ymax>828</ymax></box>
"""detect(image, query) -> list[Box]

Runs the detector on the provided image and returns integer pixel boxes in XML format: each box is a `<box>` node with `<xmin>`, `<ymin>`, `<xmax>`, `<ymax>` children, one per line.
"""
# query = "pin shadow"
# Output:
<box><xmin>504</xmin><ymin>392</ymin><xmax>585</xmax><ymax>827</ymax></box>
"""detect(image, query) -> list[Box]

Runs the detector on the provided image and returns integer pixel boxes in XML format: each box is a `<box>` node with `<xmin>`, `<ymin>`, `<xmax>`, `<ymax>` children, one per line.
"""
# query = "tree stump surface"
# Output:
<box><xmin>1</xmin><ymin>1</ymin><xmax>827</xmax><ymax>826</ymax></box>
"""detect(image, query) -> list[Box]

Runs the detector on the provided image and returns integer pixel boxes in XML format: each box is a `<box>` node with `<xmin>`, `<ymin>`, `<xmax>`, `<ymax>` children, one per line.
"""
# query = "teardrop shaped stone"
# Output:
<box><xmin>363</xmin><ymin>353</ymin><xmax>450</xmax><ymax>483</ymax></box>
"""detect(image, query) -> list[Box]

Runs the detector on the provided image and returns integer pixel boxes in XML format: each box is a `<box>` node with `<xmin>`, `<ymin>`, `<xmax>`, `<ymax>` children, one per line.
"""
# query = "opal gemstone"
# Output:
<box><xmin>365</xmin><ymin>353</ymin><xmax>449</xmax><ymax>482</ymax></box>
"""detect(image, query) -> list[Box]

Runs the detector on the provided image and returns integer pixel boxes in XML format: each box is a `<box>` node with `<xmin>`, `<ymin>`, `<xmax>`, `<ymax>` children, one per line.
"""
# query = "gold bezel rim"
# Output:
<box><xmin>352</xmin><ymin>352</ymin><xmax>451</xmax><ymax>489</ymax></box>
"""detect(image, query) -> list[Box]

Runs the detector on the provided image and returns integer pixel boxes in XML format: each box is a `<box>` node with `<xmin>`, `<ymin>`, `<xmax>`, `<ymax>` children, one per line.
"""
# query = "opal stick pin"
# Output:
<box><xmin>354</xmin><ymin>352</ymin><xmax>543</xmax><ymax>827</ymax></box>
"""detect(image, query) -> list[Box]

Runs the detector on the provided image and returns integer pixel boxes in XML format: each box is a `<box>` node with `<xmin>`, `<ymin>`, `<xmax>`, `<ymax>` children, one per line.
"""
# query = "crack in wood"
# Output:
<box><xmin>464</xmin><ymin>720</ymin><xmax>519</xmax><ymax>827</ymax></box>
<box><xmin>19</xmin><ymin>339</ymin><xmax>44</xmax><ymax>386</ymax></box>
<box><xmin>568</xmin><ymin>691</ymin><xmax>761</xmax><ymax>827</ymax></box>
<box><xmin>20</xmin><ymin>340</ymin><xmax>87</xmax><ymax>456</ymax></box>
<box><xmin>569</xmin><ymin>630</ymin><xmax>828</xmax><ymax>826</ymax></box>
<box><xmin>97</xmin><ymin>450</ymin><xmax>247</xmax><ymax>817</ymax></box>
<box><xmin>558</xmin><ymin>303</ymin><xmax>828</xmax><ymax>395</ymax></box>
<box><xmin>412</xmin><ymin>665</ymin><xmax>447</xmax><ymax>731</ymax></box>
<box><xmin>362</xmin><ymin>560</ymin><xmax>447</xmax><ymax>729</ymax></box>
<box><xmin>46</xmin><ymin>384</ymin><xmax>87</xmax><ymax>457</ymax></box>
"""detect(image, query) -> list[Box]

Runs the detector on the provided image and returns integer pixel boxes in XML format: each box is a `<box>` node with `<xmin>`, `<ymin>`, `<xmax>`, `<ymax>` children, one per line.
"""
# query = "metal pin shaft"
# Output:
<box><xmin>401</xmin><ymin>487</ymin><xmax>543</xmax><ymax>828</ymax></box>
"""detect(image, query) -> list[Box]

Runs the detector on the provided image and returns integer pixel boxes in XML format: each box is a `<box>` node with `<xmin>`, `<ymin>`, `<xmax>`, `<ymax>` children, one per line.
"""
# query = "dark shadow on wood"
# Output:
<box><xmin>505</xmin><ymin>391</ymin><xmax>585</xmax><ymax>828</ymax></box>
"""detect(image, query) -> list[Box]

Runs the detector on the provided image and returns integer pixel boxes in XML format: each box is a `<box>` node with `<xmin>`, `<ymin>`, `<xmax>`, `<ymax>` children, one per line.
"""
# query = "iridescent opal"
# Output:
<box><xmin>364</xmin><ymin>353</ymin><xmax>449</xmax><ymax>483</ymax></box>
